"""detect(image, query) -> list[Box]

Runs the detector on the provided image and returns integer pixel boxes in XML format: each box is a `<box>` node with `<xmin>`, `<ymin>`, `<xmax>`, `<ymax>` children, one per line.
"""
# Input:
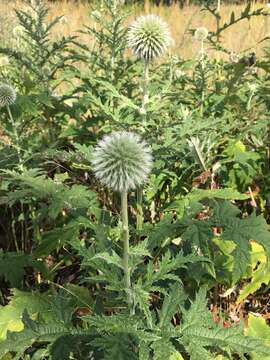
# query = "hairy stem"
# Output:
<box><xmin>142</xmin><ymin>59</ymin><xmax>149</xmax><ymax>111</ymax></box>
<box><xmin>200</xmin><ymin>40</ymin><xmax>205</xmax><ymax>62</ymax></box>
<box><xmin>6</xmin><ymin>105</ymin><xmax>23</xmax><ymax>171</ymax></box>
<box><xmin>10</xmin><ymin>206</ymin><xmax>19</xmax><ymax>252</ymax></box>
<box><xmin>136</xmin><ymin>187</ymin><xmax>143</xmax><ymax>233</ymax></box>
<box><xmin>137</xmin><ymin>59</ymin><xmax>150</xmax><ymax>231</ymax></box>
<box><xmin>199</xmin><ymin>49</ymin><xmax>205</xmax><ymax>115</ymax></box>
<box><xmin>7</xmin><ymin>105</ymin><xmax>25</xmax><ymax>251</ymax></box>
<box><xmin>121</xmin><ymin>191</ymin><xmax>132</xmax><ymax>311</ymax></box>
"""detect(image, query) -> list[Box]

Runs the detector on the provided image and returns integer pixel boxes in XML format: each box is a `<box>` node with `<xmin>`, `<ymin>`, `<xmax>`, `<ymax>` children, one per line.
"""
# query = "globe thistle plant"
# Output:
<box><xmin>0</xmin><ymin>84</ymin><xmax>16</xmax><ymax>108</ymax></box>
<box><xmin>127</xmin><ymin>14</ymin><xmax>171</xmax><ymax>61</ymax></box>
<box><xmin>128</xmin><ymin>15</ymin><xmax>172</xmax><ymax>118</ymax></box>
<box><xmin>194</xmin><ymin>27</ymin><xmax>208</xmax><ymax>63</ymax></box>
<box><xmin>92</xmin><ymin>132</ymin><xmax>152</xmax><ymax>311</ymax></box>
<box><xmin>91</xmin><ymin>131</ymin><xmax>152</xmax><ymax>193</ymax></box>
<box><xmin>127</xmin><ymin>15</ymin><xmax>170</xmax><ymax>231</ymax></box>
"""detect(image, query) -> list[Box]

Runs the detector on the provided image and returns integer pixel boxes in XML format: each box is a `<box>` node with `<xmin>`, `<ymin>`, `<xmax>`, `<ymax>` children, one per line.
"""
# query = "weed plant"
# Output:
<box><xmin>0</xmin><ymin>0</ymin><xmax>270</xmax><ymax>359</ymax></box>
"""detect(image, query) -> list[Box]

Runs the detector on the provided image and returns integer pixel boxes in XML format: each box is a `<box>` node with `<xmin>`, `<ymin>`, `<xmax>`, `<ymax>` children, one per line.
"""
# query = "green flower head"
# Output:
<box><xmin>0</xmin><ymin>56</ymin><xmax>10</xmax><ymax>67</ymax></box>
<box><xmin>128</xmin><ymin>14</ymin><xmax>172</xmax><ymax>61</ymax></box>
<box><xmin>91</xmin><ymin>131</ymin><xmax>153</xmax><ymax>193</ymax></box>
<box><xmin>13</xmin><ymin>25</ymin><xmax>25</xmax><ymax>38</ymax></box>
<box><xmin>0</xmin><ymin>84</ymin><xmax>16</xmax><ymax>108</ymax></box>
<box><xmin>194</xmin><ymin>27</ymin><xmax>208</xmax><ymax>41</ymax></box>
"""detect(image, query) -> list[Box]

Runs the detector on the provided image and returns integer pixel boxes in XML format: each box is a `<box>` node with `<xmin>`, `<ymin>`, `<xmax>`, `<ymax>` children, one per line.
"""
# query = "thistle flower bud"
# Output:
<box><xmin>91</xmin><ymin>10</ymin><xmax>102</xmax><ymax>20</ymax></box>
<box><xmin>127</xmin><ymin>14</ymin><xmax>172</xmax><ymax>61</ymax></box>
<box><xmin>13</xmin><ymin>25</ymin><xmax>24</xmax><ymax>38</ymax></box>
<box><xmin>91</xmin><ymin>131</ymin><xmax>152</xmax><ymax>193</ymax></box>
<box><xmin>0</xmin><ymin>56</ymin><xmax>10</xmax><ymax>67</ymax></box>
<box><xmin>0</xmin><ymin>84</ymin><xmax>17</xmax><ymax>108</ymax></box>
<box><xmin>194</xmin><ymin>27</ymin><xmax>208</xmax><ymax>41</ymax></box>
<box><xmin>175</xmin><ymin>69</ymin><xmax>185</xmax><ymax>79</ymax></box>
<box><xmin>139</xmin><ymin>107</ymin><xmax>147</xmax><ymax>115</ymax></box>
<box><xmin>248</xmin><ymin>83</ymin><xmax>258</xmax><ymax>92</ymax></box>
<box><xmin>229</xmin><ymin>51</ymin><xmax>239</xmax><ymax>63</ymax></box>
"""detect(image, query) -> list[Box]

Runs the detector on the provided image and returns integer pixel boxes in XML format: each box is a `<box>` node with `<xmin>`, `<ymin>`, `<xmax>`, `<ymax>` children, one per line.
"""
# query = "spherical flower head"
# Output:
<box><xmin>194</xmin><ymin>27</ymin><xmax>208</xmax><ymax>41</ymax></box>
<box><xmin>91</xmin><ymin>131</ymin><xmax>153</xmax><ymax>193</ymax></box>
<box><xmin>127</xmin><ymin>14</ymin><xmax>172</xmax><ymax>61</ymax></box>
<box><xmin>13</xmin><ymin>25</ymin><xmax>24</xmax><ymax>38</ymax></box>
<box><xmin>229</xmin><ymin>51</ymin><xmax>239</xmax><ymax>63</ymax></box>
<box><xmin>248</xmin><ymin>83</ymin><xmax>258</xmax><ymax>92</ymax></box>
<box><xmin>0</xmin><ymin>84</ymin><xmax>17</xmax><ymax>108</ymax></box>
<box><xmin>91</xmin><ymin>10</ymin><xmax>102</xmax><ymax>20</ymax></box>
<box><xmin>0</xmin><ymin>56</ymin><xmax>10</xmax><ymax>67</ymax></box>
<box><xmin>175</xmin><ymin>69</ymin><xmax>185</xmax><ymax>79</ymax></box>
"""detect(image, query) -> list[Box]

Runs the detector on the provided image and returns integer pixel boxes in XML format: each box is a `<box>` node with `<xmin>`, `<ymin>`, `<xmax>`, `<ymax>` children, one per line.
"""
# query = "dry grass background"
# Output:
<box><xmin>1</xmin><ymin>0</ymin><xmax>270</xmax><ymax>59</ymax></box>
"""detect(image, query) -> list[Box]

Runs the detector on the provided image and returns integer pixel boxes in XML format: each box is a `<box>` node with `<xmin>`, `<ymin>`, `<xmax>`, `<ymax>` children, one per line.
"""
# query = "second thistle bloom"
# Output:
<box><xmin>0</xmin><ymin>84</ymin><xmax>17</xmax><ymax>108</ymax></box>
<box><xmin>194</xmin><ymin>27</ymin><xmax>208</xmax><ymax>41</ymax></box>
<box><xmin>127</xmin><ymin>14</ymin><xmax>172</xmax><ymax>61</ymax></box>
<box><xmin>91</xmin><ymin>132</ymin><xmax>152</xmax><ymax>193</ymax></box>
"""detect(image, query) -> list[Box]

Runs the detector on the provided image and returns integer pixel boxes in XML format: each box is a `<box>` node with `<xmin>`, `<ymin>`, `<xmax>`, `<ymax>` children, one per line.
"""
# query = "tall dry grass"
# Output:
<box><xmin>1</xmin><ymin>0</ymin><xmax>270</xmax><ymax>58</ymax></box>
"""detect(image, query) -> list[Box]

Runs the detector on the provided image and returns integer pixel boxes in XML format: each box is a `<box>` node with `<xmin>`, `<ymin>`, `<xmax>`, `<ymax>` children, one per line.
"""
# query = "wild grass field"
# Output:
<box><xmin>1</xmin><ymin>0</ymin><xmax>270</xmax><ymax>58</ymax></box>
<box><xmin>0</xmin><ymin>0</ymin><xmax>270</xmax><ymax>359</ymax></box>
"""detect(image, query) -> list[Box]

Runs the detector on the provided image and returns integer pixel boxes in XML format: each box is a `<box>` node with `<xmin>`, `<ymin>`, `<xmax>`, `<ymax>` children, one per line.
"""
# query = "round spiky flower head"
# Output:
<box><xmin>13</xmin><ymin>25</ymin><xmax>24</xmax><ymax>38</ymax></box>
<box><xmin>91</xmin><ymin>131</ymin><xmax>153</xmax><ymax>193</ymax></box>
<box><xmin>0</xmin><ymin>84</ymin><xmax>16</xmax><ymax>108</ymax></box>
<box><xmin>127</xmin><ymin>14</ymin><xmax>172</xmax><ymax>61</ymax></box>
<box><xmin>194</xmin><ymin>27</ymin><xmax>208</xmax><ymax>41</ymax></box>
<box><xmin>0</xmin><ymin>56</ymin><xmax>9</xmax><ymax>67</ymax></box>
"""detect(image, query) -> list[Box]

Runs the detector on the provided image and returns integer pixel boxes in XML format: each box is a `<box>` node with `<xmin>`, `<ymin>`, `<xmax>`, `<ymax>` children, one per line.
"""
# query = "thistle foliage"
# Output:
<box><xmin>0</xmin><ymin>1</ymin><xmax>270</xmax><ymax>360</ymax></box>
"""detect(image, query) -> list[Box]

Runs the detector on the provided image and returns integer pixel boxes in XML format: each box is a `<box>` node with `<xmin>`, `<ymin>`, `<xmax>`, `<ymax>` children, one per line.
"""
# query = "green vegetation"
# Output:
<box><xmin>0</xmin><ymin>0</ymin><xmax>269</xmax><ymax>359</ymax></box>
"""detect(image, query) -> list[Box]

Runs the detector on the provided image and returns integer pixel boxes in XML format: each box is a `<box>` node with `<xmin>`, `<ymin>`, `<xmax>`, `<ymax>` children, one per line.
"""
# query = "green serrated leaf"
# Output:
<box><xmin>246</xmin><ymin>314</ymin><xmax>270</xmax><ymax>360</ymax></box>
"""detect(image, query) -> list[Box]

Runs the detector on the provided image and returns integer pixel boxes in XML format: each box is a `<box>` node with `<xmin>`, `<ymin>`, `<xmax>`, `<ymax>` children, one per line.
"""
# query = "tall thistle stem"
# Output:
<box><xmin>200</xmin><ymin>41</ymin><xmax>205</xmax><ymax>115</ymax></box>
<box><xmin>136</xmin><ymin>59</ymin><xmax>150</xmax><ymax>233</ymax></box>
<box><xmin>92</xmin><ymin>132</ymin><xmax>152</xmax><ymax>313</ymax></box>
<box><xmin>200</xmin><ymin>40</ymin><xmax>205</xmax><ymax>63</ymax></box>
<box><xmin>121</xmin><ymin>190</ymin><xmax>132</xmax><ymax>311</ymax></box>
<box><xmin>136</xmin><ymin>187</ymin><xmax>143</xmax><ymax>232</ymax></box>
<box><xmin>128</xmin><ymin>15</ymin><xmax>172</xmax><ymax>236</ymax></box>
<box><xmin>7</xmin><ymin>101</ymin><xmax>25</xmax><ymax>252</ymax></box>
<box><xmin>6</xmin><ymin>105</ymin><xmax>23</xmax><ymax>171</ymax></box>
<box><xmin>127</xmin><ymin>16</ymin><xmax>171</xmax><ymax>235</ymax></box>
<box><xmin>194</xmin><ymin>28</ymin><xmax>208</xmax><ymax>115</ymax></box>
<box><xmin>142</xmin><ymin>59</ymin><xmax>149</xmax><ymax>111</ymax></box>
